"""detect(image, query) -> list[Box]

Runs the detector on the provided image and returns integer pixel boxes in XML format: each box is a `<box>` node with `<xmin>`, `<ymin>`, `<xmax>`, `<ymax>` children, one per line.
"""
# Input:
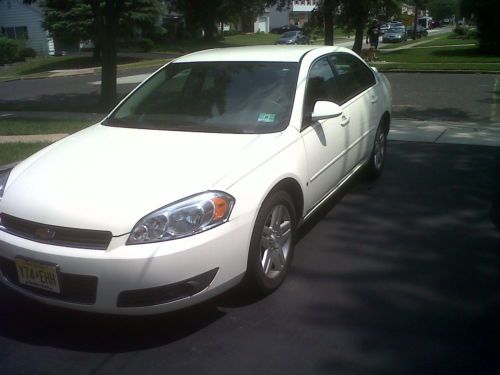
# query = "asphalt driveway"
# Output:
<box><xmin>0</xmin><ymin>141</ymin><xmax>498</xmax><ymax>375</ymax></box>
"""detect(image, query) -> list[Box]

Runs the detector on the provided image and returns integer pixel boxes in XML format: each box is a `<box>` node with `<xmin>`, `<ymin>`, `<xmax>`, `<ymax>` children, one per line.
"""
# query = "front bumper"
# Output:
<box><xmin>0</xmin><ymin>214</ymin><xmax>252</xmax><ymax>315</ymax></box>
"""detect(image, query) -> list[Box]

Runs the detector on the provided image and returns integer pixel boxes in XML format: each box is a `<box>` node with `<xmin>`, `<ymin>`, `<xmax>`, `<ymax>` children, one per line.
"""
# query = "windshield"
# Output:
<box><xmin>389</xmin><ymin>27</ymin><xmax>405</xmax><ymax>33</ymax></box>
<box><xmin>104</xmin><ymin>62</ymin><xmax>298</xmax><ymax>134</ymax></box>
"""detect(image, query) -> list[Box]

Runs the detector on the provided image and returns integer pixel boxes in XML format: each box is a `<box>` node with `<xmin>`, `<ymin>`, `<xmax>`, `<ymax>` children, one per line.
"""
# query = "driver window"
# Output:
<box><xmin>304</xmin><ymin>57</ymin><xmax>337</xmax><ymax>116</ymax></box>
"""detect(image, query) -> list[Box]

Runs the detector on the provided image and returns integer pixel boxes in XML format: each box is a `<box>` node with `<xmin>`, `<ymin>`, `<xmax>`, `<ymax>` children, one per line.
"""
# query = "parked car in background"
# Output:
<box><xmin>270</xmin><ymin>24</ymin><xmax>301</xmax><ymax>34</ymax></box>
<box><xmin>431</xmin><ymin>20</ymin><xmax>442</xmax><ymax>28</ymax></box>
<box><xmin>382</xmin><ymin>26</ymin><xmax>407</xmax><ymax>43</ymax></box>
<box><xmin>406</xmin><ymin>25</ymin><xmax>428</xmax><ymax>39</ymax></box>
<box><xmin>275</xmin><ymin>30</ymin><xmax>309</xmax><ymax>45</ymax></box>
<box><xmin>0</xmin><ymin>45</ymin><xmax>391</xmax><ymax>315</ymax></box>
<box><xmin>379</xmin><ymin>23</ymin><xmax>390</xmax><ymax>34</ymax></box>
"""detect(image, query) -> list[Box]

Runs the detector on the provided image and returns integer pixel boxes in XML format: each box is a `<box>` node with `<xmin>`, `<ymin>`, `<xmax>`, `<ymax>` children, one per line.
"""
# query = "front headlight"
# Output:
<box><xmin>127</xmin><ymin>191</ymin><xmax>235</xmax><ymax>245</ymax></box>
<box><xmin>0</xmin><ymin>168</ymin><xmax>12</xmax><ymax>199</ymax></box>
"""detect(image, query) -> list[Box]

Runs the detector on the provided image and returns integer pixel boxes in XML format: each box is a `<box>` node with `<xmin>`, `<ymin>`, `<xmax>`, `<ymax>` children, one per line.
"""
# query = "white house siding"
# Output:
<box><xmin>254</xmin><ymin>5</ymin><xmax>290</xmax><ymax>33</ymax></box>
<box><xmin>254</xmin><ymin>15</ymin><xmax>269</xmax><ymax>33</ymax></box>
<box><xmin>290</xmin><ymin>0</ymin><xmax>318</xmax><ymax>26</ymax></box>
<box><xmin>0</xmin><ymin>0</ymin><xmax>49</xmax><ymax>55</ymax></box>
<box><xmin>268</xmin><ymin>6</ymin><xmax>290</xmax><ymax>29</ymax></box>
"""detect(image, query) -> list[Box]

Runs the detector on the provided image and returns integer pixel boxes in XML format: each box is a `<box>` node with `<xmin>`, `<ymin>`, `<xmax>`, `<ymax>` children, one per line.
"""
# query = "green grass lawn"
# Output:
<box><xmin>153</xmin><ymin>33</ymin><xmax>280</xmax><ymax>53</ymax></box>
<box><xmin>376</xmin><ymin>32</ymin><xmax>500</xmax><ymax>72</ymax></box>
<box><xmin>153</xmin><ymin>30</ymin><xmax>354</xmax><ymax>53</ymax></box>
<box><xmin>421</xmin><ymin>34</ymin><xmax>478</xmax><ymax>47</ymax></box>
<box><xmin>0</xmin><ymin>142</ymin><xmax>51</xmax><ymax>166</ymax></box>
<box><xmin>0</xmin><ymin>55</ymin><xmax>144</xmax><ymax>81</ymax></box>
<box><xmin>379</xmin><ymin>34</ymin><xmax>442</xmax><ymax>50</ymax></box>
<box><xmin>0</xmin><ymin>118</ymin><xmax>93</xmax><ymax>135</ymax></box>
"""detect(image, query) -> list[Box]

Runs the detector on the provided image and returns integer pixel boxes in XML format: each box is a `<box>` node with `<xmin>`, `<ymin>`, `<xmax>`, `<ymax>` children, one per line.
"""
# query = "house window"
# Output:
<box><xmin>3</xmin><ymin>26</ymin><xmax>28</xmax><ymax>40</ymax></box>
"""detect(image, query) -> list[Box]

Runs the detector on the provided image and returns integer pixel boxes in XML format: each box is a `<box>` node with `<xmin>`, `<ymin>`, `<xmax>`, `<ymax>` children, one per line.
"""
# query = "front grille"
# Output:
<box><xmin>117</xmin><ymin>268</ymin><xmax>219</xmax><ymax>308</ymax></box>
<box><xmin>0</xmin><ymin>256</ymin><xmax>98</xmax><ymax>304</ymax></box>
<box><xmin>0</xmin><ymin>213</ymin><xmax>112</xmax><ymax>250</ymax></box>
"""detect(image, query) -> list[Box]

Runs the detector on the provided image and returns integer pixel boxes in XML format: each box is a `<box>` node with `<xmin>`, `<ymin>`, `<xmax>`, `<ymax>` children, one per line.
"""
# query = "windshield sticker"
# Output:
<box><xmin>258</xmin><ymin>113</ymin><xmax>276</xmax><ymax>123</ymax></box>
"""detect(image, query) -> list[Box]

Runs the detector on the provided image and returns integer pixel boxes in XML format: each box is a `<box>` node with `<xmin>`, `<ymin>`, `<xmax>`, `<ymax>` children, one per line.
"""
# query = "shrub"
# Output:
<box><xmin>19</xmin><ymin>47</ymin><xmax>37</xmax><ymax>59</ymax></box>
<box><xmin>453</xmin><ymin>26</ymin><xmax>467</xmax><ymax>36</ymax></box>
<box><xmin>0</xmin><ymin>37</ymin><xmax>21</xmax><ymax>65</ymax></box>
<box><xmin>466</xmin><ymin>29</ymin><xmax>479</xmax><ymax>40</ymax></box>
<box><xmin>137</xmin><ymin>38</ymin><xmax>154</xmax><ymax>52</ymax></box>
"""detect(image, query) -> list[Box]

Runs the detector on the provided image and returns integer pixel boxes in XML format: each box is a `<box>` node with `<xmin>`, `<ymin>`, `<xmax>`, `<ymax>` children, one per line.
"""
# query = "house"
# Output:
<box><xmin>289</xmin><ymin>0</ymin><xmax>319</xmax><ymax>27</ymax></box>
<box><xmin>0</xmin><ymin>0</ymin><xmax>53</xmax><ymax>55</ymax></box>
<box><xmin>401</xmin><ymin>3</ymin><xmax>415</xmax><ymax>16</ymax></box>
<box><xmin>253</xmin><ymin>5</ymin><xmax>291</xmax><ymax>33</ymax></box>
<box><xmin>252</xmin><ymin>0</ymin><xmax>319</xmax><ymax>34</ymax></box>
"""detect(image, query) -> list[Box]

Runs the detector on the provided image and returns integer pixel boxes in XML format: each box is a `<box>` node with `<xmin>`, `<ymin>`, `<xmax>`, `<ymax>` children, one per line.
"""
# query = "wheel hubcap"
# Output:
<box><xmin>260</xmin><ymin>204</ymin><xmax>292</xmax><ymax>279</ymax></box>
<box><xmin>373</xmin><ymin>129</ymin><xmax>386</xmax><ymax>170</ymax></box>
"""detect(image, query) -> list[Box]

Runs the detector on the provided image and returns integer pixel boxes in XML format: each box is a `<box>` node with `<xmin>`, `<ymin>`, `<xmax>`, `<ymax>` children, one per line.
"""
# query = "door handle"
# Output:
<box><xmin>340</xmin><ymin>115</ymin><xmax>350</xmax><ymax>126</ymax></box>
<box><xmin>371</xmin><ymin>95</ymin><xmax>378</xmax><ymax>104</ymax></box>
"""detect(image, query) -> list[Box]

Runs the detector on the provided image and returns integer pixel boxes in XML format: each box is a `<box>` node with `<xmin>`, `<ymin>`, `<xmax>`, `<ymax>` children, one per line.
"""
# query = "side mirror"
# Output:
<box><xmin>371</xmin><ymin>66</ymin><xmax>378</xmax><ymax>73</ymax></box>
<box><xmin>311</xmin><ymin>101</ymin><xmax>343</xmax><ymax>121</ymax></box>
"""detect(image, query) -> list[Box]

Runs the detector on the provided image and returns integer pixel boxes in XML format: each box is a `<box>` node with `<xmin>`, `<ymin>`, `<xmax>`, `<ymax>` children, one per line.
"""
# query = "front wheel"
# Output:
<box><xmin>244</xmin><ymin>191</ymin><xmax>296</xmax><ymax>294</ymax></box>
<box><xmin>365</xmin><ymin>123</ymin><xmax>387</xmax><ymax>179</ymax></box>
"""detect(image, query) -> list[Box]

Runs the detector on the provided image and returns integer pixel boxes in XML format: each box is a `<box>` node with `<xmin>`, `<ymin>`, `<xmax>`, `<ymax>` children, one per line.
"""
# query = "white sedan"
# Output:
<box><xmin>0</xmin><ymin>46</ymin><xmax>391</xmax><ymax>314</ymax></box>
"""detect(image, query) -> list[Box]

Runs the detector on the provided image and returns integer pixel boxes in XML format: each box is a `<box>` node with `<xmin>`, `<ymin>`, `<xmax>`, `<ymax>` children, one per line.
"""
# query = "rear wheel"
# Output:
<box><xmin>244</xmin><ymin>191</ymin><xmax>296</xmax><ymax>294</ymax></box>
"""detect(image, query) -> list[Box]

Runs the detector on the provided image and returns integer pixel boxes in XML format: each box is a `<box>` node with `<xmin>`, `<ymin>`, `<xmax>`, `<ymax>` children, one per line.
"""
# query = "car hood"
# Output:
<box><xmin>1</xmin><ymin>124</ymin><xmax>281</xmax><ymax>235</ymax></box>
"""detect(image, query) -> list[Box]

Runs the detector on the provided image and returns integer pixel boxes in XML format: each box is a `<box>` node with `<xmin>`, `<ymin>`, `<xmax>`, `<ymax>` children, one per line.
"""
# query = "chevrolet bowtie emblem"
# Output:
<box><xmin>35</xmin><ymin>227</ymin><xmax>56</xmax><ymax>241</ymax></box>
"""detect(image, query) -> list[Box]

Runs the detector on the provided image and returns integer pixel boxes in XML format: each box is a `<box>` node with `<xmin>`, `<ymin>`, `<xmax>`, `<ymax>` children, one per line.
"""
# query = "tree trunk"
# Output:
<box><xmin>92</xmin><ymin>41</ymin><xmax>101</xmax><ymax>61</ymax></box>
<box><xmin>100</xmin><ymin>33</ymin><xmax>117</xmax><ymax>110</ymax></box>
<box><xmin>324</xmin><ymin>0</ymin><xmax>334</xmax><ymax>45</ymax></box>
<box><xmin>96</xmin><ymin>0</ymin><xmax>122</xmax><ymax>111</ymax></box>
<box><xmin>352</xmin><ymin>24</ymin><xmax>364</xmax><ymax>53</ymax></box>
<box><xmin>413</xmin><ymin>6</ymin><xmax>418</xmax><ymax>40</ymax></box>
<box><xmin>200</xmin><ymin>7</ymin><xmax>218</xmax><ymax>41</ymax></box>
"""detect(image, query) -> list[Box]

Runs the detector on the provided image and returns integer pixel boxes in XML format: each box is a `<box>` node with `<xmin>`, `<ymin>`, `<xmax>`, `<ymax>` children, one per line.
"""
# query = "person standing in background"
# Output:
<box><xmin>366</xmin><ymin>20</ymin><xmax>380</xmax><ymax>61</ymax></box>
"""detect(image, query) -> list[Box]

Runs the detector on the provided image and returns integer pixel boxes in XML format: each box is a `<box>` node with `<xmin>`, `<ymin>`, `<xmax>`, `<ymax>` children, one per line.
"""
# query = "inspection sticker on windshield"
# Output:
<box><xmin>258</xmin><ymin>113</ymin><xmax>276</xmax><ymax>123</ymax></box>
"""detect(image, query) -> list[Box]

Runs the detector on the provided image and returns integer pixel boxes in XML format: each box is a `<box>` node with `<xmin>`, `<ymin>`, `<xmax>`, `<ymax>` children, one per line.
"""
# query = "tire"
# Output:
<box><xmin>244</xmin><ymin>191</ymin><xmax>297</xmax><ymax>294</ymax></box>
<box><xmin>365</xmin><ymin>122</ymin><xmax>387</xmax><ymax>179</ymax></box>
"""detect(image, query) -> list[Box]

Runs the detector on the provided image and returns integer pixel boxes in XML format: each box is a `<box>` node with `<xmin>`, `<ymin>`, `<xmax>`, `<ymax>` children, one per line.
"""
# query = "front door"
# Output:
<box><xmin>301</xmin><ymin>56</ymin><xmax>352</xmax><ymax>210</ymax></box>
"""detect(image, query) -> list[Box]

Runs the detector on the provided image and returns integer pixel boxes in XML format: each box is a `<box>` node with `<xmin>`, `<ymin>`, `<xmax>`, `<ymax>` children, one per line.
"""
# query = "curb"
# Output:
<box><xmin>376</xmin><ymin>69</ymin><xmax>500</xmax><ymax>74</ymax></box>
<box><xmin>0</xmin><ymin>133</ymin><xmax>67</xmax><ymax>144</ymax></box>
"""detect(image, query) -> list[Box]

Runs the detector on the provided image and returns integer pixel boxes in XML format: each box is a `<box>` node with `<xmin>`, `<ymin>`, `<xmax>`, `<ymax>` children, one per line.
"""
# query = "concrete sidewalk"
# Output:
<box><xmin>390</xmin><ymin>119</ymin><xmax>500</xmax><ymax>147</ymax></box>
<box><xmin>1</xmin><ymin>114</ymin><xmax>499</xmax><ymax>147</ymax></box>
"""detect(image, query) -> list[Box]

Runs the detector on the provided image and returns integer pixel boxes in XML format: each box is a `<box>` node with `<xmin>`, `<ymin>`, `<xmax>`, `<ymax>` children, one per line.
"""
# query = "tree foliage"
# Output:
<box><xmin>426</xmin><ymin>0</ymin><xmax>458</xmax><ymax>20</ymax></box>
<box><xmin>28</xmin><ymin>0</ymin><xmax>164</xmax><ymax>108</ymax></box>
<box><xmin>170</xmin><ymin>0</ymin><xmax>269</xmax><ymax>40</ymax></box>
<box><xmin>461</xmin><ymin>0</ymin><xmax>500</xmax><ymax>54</ymax></box>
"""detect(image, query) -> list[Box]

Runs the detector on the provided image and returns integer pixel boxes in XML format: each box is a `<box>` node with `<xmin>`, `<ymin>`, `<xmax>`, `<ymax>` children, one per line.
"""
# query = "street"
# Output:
<box><xmin>1</xmin><ymin>72</ymin><xmax>499</xmax><ymax>125</ymax></box>
<box><xmin>0</xmin><ymin>141</ymin><xmax>499</xmax><ymax>374</ymax></box>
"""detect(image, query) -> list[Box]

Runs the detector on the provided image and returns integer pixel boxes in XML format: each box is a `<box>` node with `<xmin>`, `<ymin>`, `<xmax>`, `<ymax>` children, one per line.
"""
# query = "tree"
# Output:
<box><xmin>338</xmin><ymin>0</ymin><xmax>373</xmax><ymax>53</ymax></box>
<box><xmin>461</xmin><ymin>0</ymin><xmax>500</xmax><ymax>54</ymax></box>
<box><xmin>335</xmin><ymin>0</ymin><xmax>401</xmax><ymax>53</ymax></box>
<box><xmin>29</xmin><ymin>0</ymin><xmax>164</xmax><ymax>109</ymax></box>
<box><xmin>427</xmin><ymin>0</ymin><xmax>458</xmax><ymax>20</ymax></box>
<box><xmin>171</xmin><ymin>0</ymin><xmax>269</xmax><ymax>40</ymax></box>
<box><xmin>406</xmin><ymin>0</ymin><xmax>431</xmax><ymax>39</ymax></box>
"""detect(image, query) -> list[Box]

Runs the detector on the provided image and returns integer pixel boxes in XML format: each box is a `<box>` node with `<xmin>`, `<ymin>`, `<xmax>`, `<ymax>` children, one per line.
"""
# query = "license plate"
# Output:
<box><xmin>15</xmin><ymin>258</ymin><xmax>60</xmax><ymax>293</ymax></box>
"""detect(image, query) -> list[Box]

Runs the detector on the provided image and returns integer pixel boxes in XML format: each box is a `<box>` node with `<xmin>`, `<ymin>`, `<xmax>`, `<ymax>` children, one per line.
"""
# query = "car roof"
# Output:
<box><xmin>174</xmin><ymin>45</ymin><xmax>343</xmax><ymax>63</ymax></box>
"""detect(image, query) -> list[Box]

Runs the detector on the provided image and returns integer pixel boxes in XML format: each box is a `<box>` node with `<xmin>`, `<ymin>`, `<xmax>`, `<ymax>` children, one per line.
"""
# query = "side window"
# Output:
<box><xmin>304</xmin><ymin>57</ymin><xmax>337</xmax><ymax>115</ymax></box>
<box><xmin>330</xmin><ymin>53</ymin><xmax>376</xmax><ymax>104</ymax></box>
